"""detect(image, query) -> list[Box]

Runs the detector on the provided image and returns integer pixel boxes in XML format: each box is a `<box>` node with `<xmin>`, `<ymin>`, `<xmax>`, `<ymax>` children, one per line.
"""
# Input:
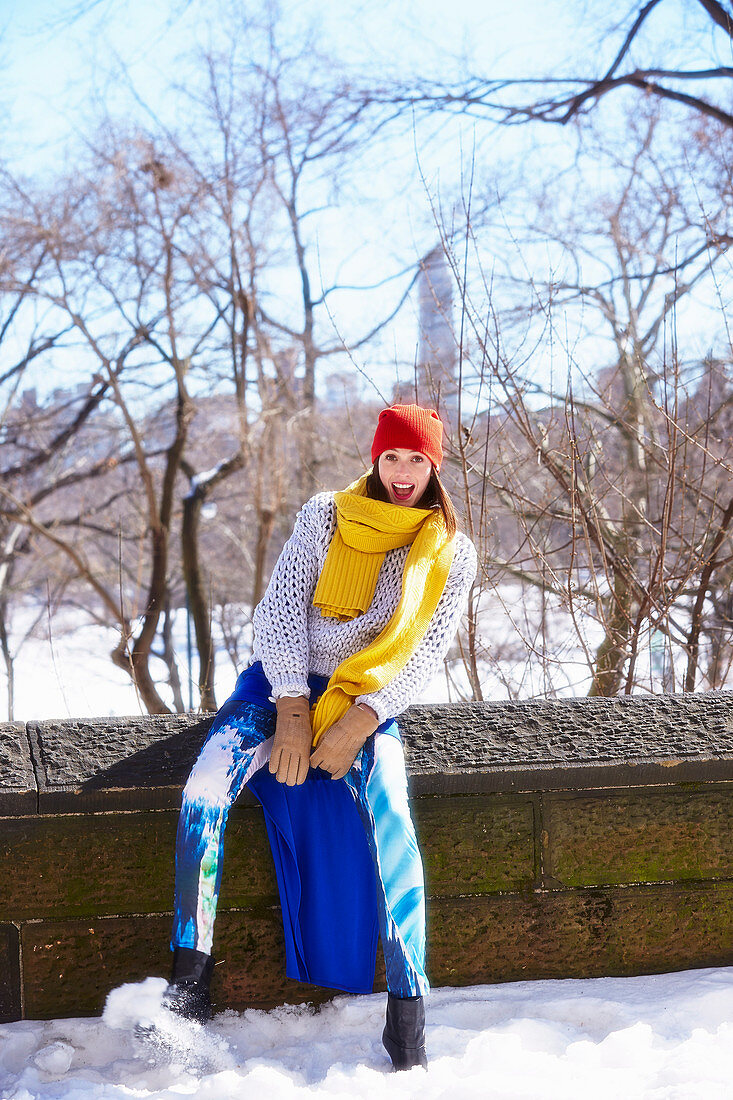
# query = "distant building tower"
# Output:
<box><xmin>417</xmin><ymin>246</ymin><xmax>457</xmax><ymax>420</ymax></box>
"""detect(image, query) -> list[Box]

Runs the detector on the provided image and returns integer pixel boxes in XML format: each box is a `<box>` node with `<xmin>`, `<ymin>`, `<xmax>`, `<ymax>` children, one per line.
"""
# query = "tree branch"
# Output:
<box><xmin>695</xmin><ymin>0</ymin><xmax>733</xmax><ymax>40</ymax></box>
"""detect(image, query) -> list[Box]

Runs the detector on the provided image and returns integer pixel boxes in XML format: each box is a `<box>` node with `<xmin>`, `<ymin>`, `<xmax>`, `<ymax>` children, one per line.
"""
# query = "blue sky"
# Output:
<box><xmin>0</xmin><ymin>0</ymin><xmax>727</xmax><ymax>404</ymax></box>
<box><xmin>0</xmin><ymin>0</ymin><xmax>596</xmax><ymax>165</ymax></box>
<box><xmin>0</xmin><ymin>0</ymin><xmax>578</xmax><ymax>395</ymax></box>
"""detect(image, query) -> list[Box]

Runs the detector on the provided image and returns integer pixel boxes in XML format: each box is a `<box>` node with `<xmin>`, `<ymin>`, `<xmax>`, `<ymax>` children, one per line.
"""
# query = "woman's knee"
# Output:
<box><xmin>183</xmin><ymin>706</ymin><xmax>274</xmax><ymax>807</ymax></box>
<box><xmin>183</xmin><ymin>726</ymin><xmax>244</xmax><ymax>805</ymax></box>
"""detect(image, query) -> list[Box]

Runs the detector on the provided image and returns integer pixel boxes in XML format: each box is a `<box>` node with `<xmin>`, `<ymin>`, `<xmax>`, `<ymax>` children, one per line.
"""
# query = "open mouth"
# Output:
<box><xmin>391</xmin><ymin>482</ymin><xmax>415</xmax><ymax>502</ymax></box>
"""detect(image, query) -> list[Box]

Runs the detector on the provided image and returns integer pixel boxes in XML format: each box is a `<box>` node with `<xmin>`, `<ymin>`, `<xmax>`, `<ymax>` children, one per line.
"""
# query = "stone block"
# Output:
<box><xmin>427</xmin><ymin>883</ymin><xmax>733</xmax><ymax>987</ymax></box>
<box><xmin>27</xmin><ymin>715</ymin><xmax>215</xmax><ymax>812</ymax></box>
<box><xmin>23</xmin><ymin>882</ymin><xmax>733</xmax><ymax>1020</ymax></box>
<box><xmin>545</xmin><ymin>786</ymin><xmax>733</xmax><ymax>887</ymax></box>
<box><xmin>0</xmin><ymin>922</ymin><xmax>21</xmax><ymax>1022</ymax></box>
<box><xmin>0</xmin><ymin>791</ymin><xmax>533</xmax><ymax>923</ymax></box>
<box><xmin>20</xmin><ymin>907</ymin><xmax>332</xmax><ymax>1020</ymax></box>
<box><xmin>402</xmin><ymin>692</ymin><xmax>733</xmax><ymax>792</ymax></box>
<box><xmin>428</xmin><ymin>892</ymin><xmax>593</xmax><ymax>987</ymax></box>
<box><xmin>213</xmin><ymin>909</ymin><xmax>332</xmax><ymax>1010</ymax></box>
<box><xmin>215</xmin><ymin>909</ymin><xmax>388</xmax><ymax>1011</ymax></box>
<box><xmin>0</xmin><ymin>806</ymin><xmax>277</xmax><ymax>921</ymax></box>
<box><xmin>0</xmin><ymin>723</ymin><xmax>36</xmax><ymax>815</ymax></box>
<box><xmin>22</xmin><ymin>914</ymin><xmax>173</xmax><ymax>1019</ymax></box>
<box><xmin>415</xmin><ymin>795</ymin><xmax>536</xmax><ymax>895</ymax></box>
<box><xmin>401</xmin><ymin>691</ymin><xmax>733</xmax><ymax>771</ymax></box>
<box><xmin>21</xmin><ymin>690</ymin><xmax>733</xmax><ymax>810</ymax></box>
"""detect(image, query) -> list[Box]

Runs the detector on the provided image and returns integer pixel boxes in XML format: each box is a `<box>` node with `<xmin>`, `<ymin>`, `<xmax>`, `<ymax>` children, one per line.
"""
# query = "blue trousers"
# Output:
<box><xmin>172</xmin><ymin>692</ymin><xmax>429</xmax><ymax>998</ymax></box>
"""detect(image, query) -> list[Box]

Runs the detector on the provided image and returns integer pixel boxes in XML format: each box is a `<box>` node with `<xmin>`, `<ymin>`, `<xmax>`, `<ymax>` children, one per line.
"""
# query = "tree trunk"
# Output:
<box><xmin>464</xmin><ymin>581</ymin><xmax>483</xmax><ymax>701</ymax></box>
<box><xmin>685</xmin><ymin>496</ymin><xmax>733</xmax><ymax>691</ymax></box>
<box><xmin>251</xmin><ymin>508</ymin><xmax>275</xmax><ymax>612</ymax></box>
<box><xmin>589</xmin><ymin>565</ymin><xmax>634</xmax><ymax>696</ymax></box>
<box><xmin>181</xmin><ymin>488</ymin><xmax>217</xmax><ymax>712</ymax></box>
<box><xmin>0</xmin><ymin>599</ymin><xmax>13</xmax><ymax>722</ymax></box>
<box><xmin>161</xmin><ymin>597</ymin><xmax>185</xmax><ymax>713</ymax></box>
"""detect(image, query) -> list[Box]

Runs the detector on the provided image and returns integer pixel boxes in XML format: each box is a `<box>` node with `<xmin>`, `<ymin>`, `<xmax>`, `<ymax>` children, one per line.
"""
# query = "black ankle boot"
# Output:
<box><xmin>162</xmin><ymin>947</ymin><xmax>214</xmax><ymax>1023</ymax></box>
<box><xmin>382</xmin><ymin>993</ymin><xmax>428</xmax><ymax>1071</ymax></box>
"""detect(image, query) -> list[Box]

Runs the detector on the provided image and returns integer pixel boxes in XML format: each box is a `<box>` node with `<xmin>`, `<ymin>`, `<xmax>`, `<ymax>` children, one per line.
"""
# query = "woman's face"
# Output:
<box><xmin>377</xmin><ymin>448</ymin><xmax>433</xmax><ymax>507</ymax></box>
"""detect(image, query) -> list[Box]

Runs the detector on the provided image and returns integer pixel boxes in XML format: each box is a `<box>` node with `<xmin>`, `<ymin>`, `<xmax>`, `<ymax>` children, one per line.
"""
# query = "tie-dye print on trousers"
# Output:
<box><xmin>171</xmin><ymin>702</ymin><xmax>429</xmax><ymax>999</ymax></box>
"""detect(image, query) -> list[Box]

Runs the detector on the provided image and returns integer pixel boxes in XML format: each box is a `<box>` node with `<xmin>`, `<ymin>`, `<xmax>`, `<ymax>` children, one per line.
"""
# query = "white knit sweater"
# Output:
<box><xmin>252</xmin><ymin>492</ymin><xmax>478</xmax><ymax>724</ymax></box>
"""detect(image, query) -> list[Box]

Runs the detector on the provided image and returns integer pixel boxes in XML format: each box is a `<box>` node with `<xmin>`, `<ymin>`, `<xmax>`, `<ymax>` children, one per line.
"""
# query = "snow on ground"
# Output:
<box><xmin>7</xmin><ymin>609</ymin><xmax>242</xmax><ymax>722</ymax></box>
<box><xmin>7</xmin><ymin>597</ymin><xmax>598</xmax><ymax>724</ymax></box>
<box><xmin>5</xmin><ymin>580</ymin><xmax>616</xmax><ymax>724</ymax></box>
<box><xmin>2</xmin><ymin>968</ymin><xmax>733</xmax><ymax>1099</ymax></box>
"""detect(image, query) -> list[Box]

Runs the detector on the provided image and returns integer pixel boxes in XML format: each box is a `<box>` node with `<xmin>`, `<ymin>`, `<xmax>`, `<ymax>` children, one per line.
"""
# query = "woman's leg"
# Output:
<box><xmin>172</xmin><ymin>702</ymin><xmax>276</xmax><ymax>956</ymax></box>
<box><xmin>345</xmin><ymin>732</ymin><xmax>429</xmax><ymax>999</ymax></box>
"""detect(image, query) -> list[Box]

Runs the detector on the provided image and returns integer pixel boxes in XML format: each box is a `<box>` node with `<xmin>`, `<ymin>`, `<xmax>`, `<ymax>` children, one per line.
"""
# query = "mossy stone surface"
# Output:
<box><xmin>22</xmin><ymin>915</ymin><xmax>173</xmax><ymax>1020</ymax></box>
<box><xmin>415</xmin><ymin>795</ymin><xmax>536</xmax><ymax>895</ymax></box>
<box><xmin>546</xmin><ymin>787</ymin><xmax>733</xmax><ymax>887</ymax></box>
<box><xmin>0</xmin><ymin>793</ymin><xmax>535</xmax><ymax>928</ymax></box>
<box><xmin>21</xmin><ymin>882</ymin><xmax>733</xmax><ymax>1020</ymax></box>
<box><xmin>0</xmin><ymin>923</ymin><xmax>21</xmax><ymax>1022</ymax></box>
<box><xmin>213</xmin><ymin>908</ymin><xmax>330</xmax><ymax>1010</ymax></box>
<box><xmin>20</xmin><ymin>907</ymin><xmax>337</xmax><ymax>1020</ymax></box>
<box><xmin>0</xmin><ymin>806</ymin><xmax>277</xmax><ymax>921</ymax></box>
<box><xmin>427</xmin><ymin>883</ymin><xmax>733</xmax><ymax>986</ymax></box>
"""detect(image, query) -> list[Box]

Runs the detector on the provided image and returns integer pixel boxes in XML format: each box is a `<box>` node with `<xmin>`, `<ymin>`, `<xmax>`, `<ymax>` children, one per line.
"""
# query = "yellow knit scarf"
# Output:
<box><xmin>310</xmin><ymin>475</ymin><xmax>456</xmax><ymax>745</ymax></box>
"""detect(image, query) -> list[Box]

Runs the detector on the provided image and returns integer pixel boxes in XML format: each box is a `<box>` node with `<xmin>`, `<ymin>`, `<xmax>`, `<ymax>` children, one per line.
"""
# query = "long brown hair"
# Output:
<box><xmin>364</xmin><ymin>464</ymin><xmax>458</xmax><ymax>539</ymax></box>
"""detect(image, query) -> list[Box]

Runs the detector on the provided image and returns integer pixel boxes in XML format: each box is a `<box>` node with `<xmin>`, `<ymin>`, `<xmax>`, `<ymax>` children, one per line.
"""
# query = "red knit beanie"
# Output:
<box><xmin>371</xmin><ymin>404</ymin><xmax>444</xmax><ymax>470</ymax></box>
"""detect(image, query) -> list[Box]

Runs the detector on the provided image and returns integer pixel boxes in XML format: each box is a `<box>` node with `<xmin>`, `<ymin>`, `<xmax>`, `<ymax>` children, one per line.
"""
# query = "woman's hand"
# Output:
<box><xmin>310</xmin><ymin>703</ymin><xmax>379</xmax><ymax>780</ymax></box>
<box><xmin>269</xmin><ymin>696</ymin><xmax>312</xmax><ymax>786</ymax></box>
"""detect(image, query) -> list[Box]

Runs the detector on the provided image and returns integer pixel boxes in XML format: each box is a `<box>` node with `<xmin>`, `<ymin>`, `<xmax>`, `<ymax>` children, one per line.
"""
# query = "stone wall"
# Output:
<box><xmin>2</xmin><ymin>692</ymin><xmax>733</xmax><ymax>1021</ymax></box>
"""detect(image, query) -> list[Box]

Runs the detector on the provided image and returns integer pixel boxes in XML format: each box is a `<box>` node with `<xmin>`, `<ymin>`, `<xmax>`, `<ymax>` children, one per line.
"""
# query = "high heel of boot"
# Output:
<box><xmin>382</xmin><ymin>993</ymin><xmax>428</xmax><ymax>1071</ymax></box>
<box><xmin>162</xmin><ymin>946</ymin><xmax>214</xmax><ymax>1023</ymax></box>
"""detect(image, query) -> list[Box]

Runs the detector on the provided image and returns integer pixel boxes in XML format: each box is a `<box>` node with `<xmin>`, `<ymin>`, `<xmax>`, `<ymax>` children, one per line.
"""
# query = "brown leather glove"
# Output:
<box><xmin>309</xmin><ymin>703</ymin><xmax>379</xmax><ymax>780</ymax></box>
<box><xmin>269</xmin><ymin>696</ymin><xmax>312</xmax><ymax>786</ymax></box>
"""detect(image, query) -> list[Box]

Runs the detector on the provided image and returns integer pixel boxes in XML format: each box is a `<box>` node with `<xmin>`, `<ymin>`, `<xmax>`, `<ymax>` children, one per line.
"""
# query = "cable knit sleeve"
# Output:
<box><xmin>252</xmin><ymin>494</ymin><xmax>332</xmax><ymax>699</ymax></box>
<box><xmin>356</xmin><ymin>533</ymin><xmax>478</xmax><ymax>723</ymax></box>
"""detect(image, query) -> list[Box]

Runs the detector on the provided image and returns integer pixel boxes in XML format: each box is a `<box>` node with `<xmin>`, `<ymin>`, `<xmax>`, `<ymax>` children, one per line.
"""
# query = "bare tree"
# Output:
<box><xmin>431</xmin><ymin>104</ymin><xmax>733</xmax><ymax>698</ymax></box>
<box><xmin>381</xmin><ymin>0</ymin><xmax>733</xmax><ymax>132</ymax></box>
<box><xmin>0</xmin><ymin>131</ymin><xmax>220</xmax><ymax>713</ymax></box>
<box><xmin>0</xmin><ymin>16</ymin><xmax>425</xmax><ymax>715</ymax></box>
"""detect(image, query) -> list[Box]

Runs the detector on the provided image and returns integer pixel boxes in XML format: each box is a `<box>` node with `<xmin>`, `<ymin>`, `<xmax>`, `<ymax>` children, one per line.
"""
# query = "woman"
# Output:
<box><xmin>165</xmin><ymin>403</ymin><xmax>477</xmax><ymax>1071</ymax></box>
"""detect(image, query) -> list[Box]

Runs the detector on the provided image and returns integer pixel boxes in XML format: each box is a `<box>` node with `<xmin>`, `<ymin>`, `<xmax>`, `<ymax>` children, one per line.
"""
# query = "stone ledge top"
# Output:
<box><xmin>0</xmin><ymin>723</ymin><xmax>36</xmax><ymax>814</ymax></box>
<box><xmin>1</xmin><ymin>691</ymin><xmax>733</xmax><ymax>814</ymax></box>
<box><xmin>398</xmin><ymin>691</ymin><xmax>733</xmax><ymax>769</ymax></box>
